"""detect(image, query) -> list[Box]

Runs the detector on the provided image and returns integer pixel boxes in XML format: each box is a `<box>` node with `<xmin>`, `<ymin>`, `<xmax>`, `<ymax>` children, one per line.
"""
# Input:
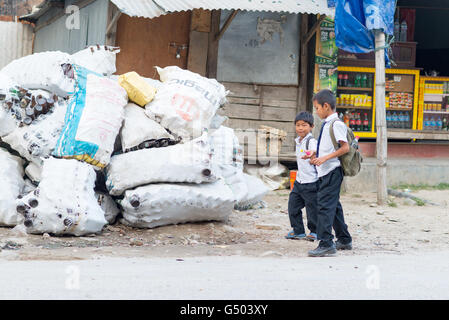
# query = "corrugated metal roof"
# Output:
<box><xmin>0</xmin><ymin>21</ymin><xmax>33</xmax><ymax>70</ymax></box>
<box><xmin>19</xmin><ymin>0</ymin><xmax>62</xmax><ymax>22</ymax></box>
<box><xmin>110</xmin><ymin>0</ymin><xmax>334</xmax><ymax>19</ymax></box>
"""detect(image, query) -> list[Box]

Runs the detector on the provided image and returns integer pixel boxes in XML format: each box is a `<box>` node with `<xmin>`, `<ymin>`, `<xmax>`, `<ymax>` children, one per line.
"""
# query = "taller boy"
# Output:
<box><xmin>306</xmin><ymin>89</ymin><xmax>353</xmax><ymax>257</ymax></box>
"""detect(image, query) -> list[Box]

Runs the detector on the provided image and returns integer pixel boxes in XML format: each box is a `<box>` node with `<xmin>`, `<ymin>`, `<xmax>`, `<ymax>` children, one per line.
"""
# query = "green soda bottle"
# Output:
<box><xmin>361</xmin><ymin>74</ymin><xmax>367</xmax><ymax>88</ymax></box>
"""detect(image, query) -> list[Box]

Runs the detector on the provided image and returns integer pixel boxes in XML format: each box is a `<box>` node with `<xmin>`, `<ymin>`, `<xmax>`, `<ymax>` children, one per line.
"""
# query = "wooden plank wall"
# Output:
<box><xmin>220</xmin><ymin>82</ymin><xmax>297</xmax><ymax>154</ymax></box>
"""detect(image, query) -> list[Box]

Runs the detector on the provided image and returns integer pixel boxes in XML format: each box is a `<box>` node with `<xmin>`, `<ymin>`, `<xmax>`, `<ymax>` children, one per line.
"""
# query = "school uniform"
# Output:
<box><xmin>288</xmin><ymin>133</ymin><xmax>318</xmax><ymax>236</ymax></box>
<box><xmin>315</xmin><ymin>113</ymin><xmax>352</xmax><ymax>248</ymax></box>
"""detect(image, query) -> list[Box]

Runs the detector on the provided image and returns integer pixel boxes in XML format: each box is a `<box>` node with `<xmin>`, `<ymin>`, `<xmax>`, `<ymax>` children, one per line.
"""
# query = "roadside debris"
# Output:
<box><xmin>0</xmin><ymin>47</ymin><xmax>269</xmax><ymax>237</ymax></box>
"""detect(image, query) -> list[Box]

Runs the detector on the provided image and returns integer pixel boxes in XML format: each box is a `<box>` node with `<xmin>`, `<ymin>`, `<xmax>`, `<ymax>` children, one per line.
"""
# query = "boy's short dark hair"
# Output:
<box><xmin>312</xmin><ymin>89</ymin><xmax>336</xmax><ymax>110</ymax></box>
<box><xmin>295</xmin><ymin>111</ymin><xmax>314</xmax><ymax>126</ymax></box>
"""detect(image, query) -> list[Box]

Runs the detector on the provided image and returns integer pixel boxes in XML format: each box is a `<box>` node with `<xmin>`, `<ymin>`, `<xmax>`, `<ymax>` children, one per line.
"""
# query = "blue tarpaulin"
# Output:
<box><xmin>334</xmin><ymin>0</ymin><xmax>396</xmax><ymax>65</ymax></box>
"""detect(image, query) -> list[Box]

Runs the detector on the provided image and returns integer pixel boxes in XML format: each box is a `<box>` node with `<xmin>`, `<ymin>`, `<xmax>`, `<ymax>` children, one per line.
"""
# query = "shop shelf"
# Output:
<box><xmin>337</xmin><ymin>87</ymin><xmax>373</xmax><ymax>91</ymax></box>
<box><xmin>336</xmin><ymin>105</ymin><xmax>372</xmax><ymax>109</ymax></box>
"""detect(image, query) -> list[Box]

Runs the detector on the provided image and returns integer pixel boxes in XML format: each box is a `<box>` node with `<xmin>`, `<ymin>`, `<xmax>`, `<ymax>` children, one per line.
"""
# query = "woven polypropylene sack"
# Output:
<box><xmin>145</xmin><ymin>66</ymin><xmax>227</xmax><ymax>141</ymax></box>
<box><xmin>121</xmin><ymin>179</ymin><xmax>234</xmax><ymax>228</ymax></box>
<box><xmin>3</xmin><ymin>97</ymin><xmax>68</xmax><ymax>166</ymax></box>
<box><xmin>0</xmin><ymin>148</ymin><xmax>25</xmax><ymax>226</ymax></box>
<box><xmin>72</xmin><ymin>45</ymin><xmax>119</xmax><ymax>77</ymax></box>
<box><xmin>120</xmin><ymin>103</ymin><xmax>174</xmax><ymax>152</ymax></box>
<box><xmin>0</xmin><ymin>51</ymin><xmax>75</xmax><ymax>97</ymax></box>
<box><xmin>17</xmin><ymin>158</ymin><xmax>107</xmax><ymax>236</ymax></box>
<box><xmin>53</xmin><ymin>65</ymin><xmax>128</xmax><ymax>169</ymax></box>
<box><xmin>106</xmin><ymin>133</ymin><xmax>217</xmax><ymax>196</ymax></box>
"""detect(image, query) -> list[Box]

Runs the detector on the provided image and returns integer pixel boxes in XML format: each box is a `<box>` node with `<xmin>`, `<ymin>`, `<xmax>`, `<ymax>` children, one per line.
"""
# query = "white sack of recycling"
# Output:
<box><xmin>17</xmin><ymin>158</ymin><xmax>107</xmax><ymax>236</ymax></box>
<box><xmin>72</xmin><ymin>45</ymin><xmax>120</xmax><ymax>76</ymax></box>
<box><xmin>0</xmin><ymin>51</ymin><xmax>75</xmax><ymax>97</ymax></box>
<box><xmin>120</xmin><ymin>103</ymin><xmax>174</xmax><ymax>152</ymax></box>
<box><xmin>120</xmin><ymin>178</ymin><xmax>234</xmax><ymax>229</ymax></box>
<box><xmin>2</xmin><ymin>98</ymin><xmax>68</xmax><ymax>166</ymax></box>
<box><xmin>96</xmin><ymin>193</ymin><xmax>121</xmax><ymax>224</ymax></box>
<box><xmin>208</xmin><ymin>126</ymin><xmax>248</xmax><ymax>204</ymax></box>
<box><xmin>235</xmin><ymin>173</ymin><xmax>270</xmax><ymax>211</ymax></box>
<box><xmin>145</xmin><ymin>66</ymin><xmax>227</xmax><ymax>141</ymax></box>
<box><xmin>53</xmin><ymin>66</ymin><xmax>128</xmax><ymax>169</ymax></box>
<box><xmin>0</xmin><ymin>73</ymin><xmax>18</xmax><ymax>137</ymax></box>
<box><xmin>0</xmin><ymin>148</ymin><xmax>25</xmax><ymax>226</ymax></box>
<box><xmin>143</xmin><ymin>77</ymin><xmax>163</xmax><ymax>90</ymax></box>
<box><xmin>106</xmin><ymin>133</ymin><xmax>216</xmax><ymax>196</ymax></box>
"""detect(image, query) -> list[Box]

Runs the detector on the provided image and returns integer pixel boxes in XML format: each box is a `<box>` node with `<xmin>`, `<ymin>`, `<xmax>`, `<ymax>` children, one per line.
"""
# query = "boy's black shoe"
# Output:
<box><xmin>335</xmin><ymin>240</ymin><xmax>352</xmax><ymax>250</ymax></box>
<box><xmin>308</xmin><ymin>244</ymin><xmax>337</xmax><ymax>257</ymax></box>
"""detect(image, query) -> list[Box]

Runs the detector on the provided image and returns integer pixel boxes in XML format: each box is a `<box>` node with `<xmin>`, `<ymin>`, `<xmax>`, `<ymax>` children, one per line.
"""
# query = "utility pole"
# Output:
<box><xmin>375</xmin><ymin>30</ymin><xmax>388</xmax><ymax>205</ymax></box>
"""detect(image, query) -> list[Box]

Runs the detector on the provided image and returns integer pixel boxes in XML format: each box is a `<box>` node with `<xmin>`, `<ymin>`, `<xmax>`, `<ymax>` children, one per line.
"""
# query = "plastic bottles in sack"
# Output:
<box><xmin>0</xmin><ymin>51</ymin><xmax>75</xmax><ymax>97</ymax></box>
<box><xmin>120</xmin><ymin>179</ymin><xmax>235</xmax><ymax>228</ymax></box>
<box><xmin>106</xmin><ymin>132</ymin><xmax>217</xmax><ymax>196</ymax></box>
<box><xmin>17</xmin><ymin>158</ymin><xmax>107</xmax><ymax>236</ymax></box>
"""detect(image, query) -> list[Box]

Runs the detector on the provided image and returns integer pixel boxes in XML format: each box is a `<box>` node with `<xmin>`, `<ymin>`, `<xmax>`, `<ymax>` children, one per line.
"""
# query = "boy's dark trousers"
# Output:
<box><xmin>288</xmin><ymin>180</ymin><xmax>318</xmax><ymax>235</ymax></box>
<box><xmin>316</xmin><ymin>166</ymin><xmax>352</xmax><ymax>247</ymax></box>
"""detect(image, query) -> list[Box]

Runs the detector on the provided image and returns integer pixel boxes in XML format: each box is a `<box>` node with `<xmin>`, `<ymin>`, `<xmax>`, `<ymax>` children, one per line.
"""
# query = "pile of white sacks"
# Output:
<box><xmin>0</xmin><ymin>47</ymin><xmax>269</xmax><ymax>236</ymax></box>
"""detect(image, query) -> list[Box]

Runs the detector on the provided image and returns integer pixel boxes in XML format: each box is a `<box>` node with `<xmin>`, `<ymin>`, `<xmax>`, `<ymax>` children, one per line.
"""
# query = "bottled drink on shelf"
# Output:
<box><xmin>349</xmin><ymin>112</ymin><xmax>356</xmax><ymax>130</ymax></box>
<box><xmin>392</xmin><ymin>112</ymin><xmax>398</xmax><ymax>128</ymax></box>
<box><xmin>344</xmin><ymin>74</ymin><xmax>349</xmax><ymax>87</ymax></box>
<box><xmin>430</xmin><ymin>116</ymin><xmax>436</xmax><ymax>131</ymax></box>
<box><xmin>363</xmin><ymin>113</ymin><xmax>369</xmax><ymax>131</ymax></box>
<box><xmin>394</xmin><ymin>20</ymin><xmax>400</xmax><ymax>41</ymax></box>
<box><xmin>356</xmin><ymin>112</ymin><xmax>362</xmax><ymax>131</ymax></box>
<box><xmin>355</xmin><ymin>74</ymin><xmax>361</xmax><ymax>87</ymax></box>
<box><xmin>368</xmin><ymin>74</ymin><xmax>373</xmax><ymax>88</ymax></box>
<box><xmin>361</xmin><ymin>74</ymin><xmax>367</xmax><ymax>88</ymax></box>
<box><xmin>339</xmin><ymin>113</ymin><xmax>344</xmax><ymax>121</ymax></box>
<box><xmin>404</xmin><ymin>112</ymin><xmax>410</xmax><ymax>129</ymax></box>
<box><xmin>437</xmin><ymin>116</ymin><xmax>443</xmax><ymax>130</ymax></box>
<box><xmin>386</xmin><ymin>111</ymin><xmax>391</xmax><ymax>128</ymax></box>
<box><xmin>397</xmin><ymin>112</ymin><xmax>403</xmax><ymax>129</ymax></box>
<box><xmin>338</xmin><ymin>74</ymin><xmax>343</xmax><ymax>87</ymax></box>
<box><xmin>344</xmin><ymin>111</ymin><xmax>350</xmax><ymax>127</ymax></box>
<box><xmin>423</xmin><ymin>115</ymin><xmax>429</xmax><ymax>130</ymax></box>
<box><xmin>400</xmin><ymin>20</ymin><xmax>408</xmax><ymax>42</ymax></box>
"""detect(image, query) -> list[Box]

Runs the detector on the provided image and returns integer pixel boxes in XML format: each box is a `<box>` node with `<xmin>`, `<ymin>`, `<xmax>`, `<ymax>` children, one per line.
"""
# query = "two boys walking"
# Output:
<box><xmin>286</xmin><ymin>89</ymin><xmax>353</xmax><ymax>257</ymax></box>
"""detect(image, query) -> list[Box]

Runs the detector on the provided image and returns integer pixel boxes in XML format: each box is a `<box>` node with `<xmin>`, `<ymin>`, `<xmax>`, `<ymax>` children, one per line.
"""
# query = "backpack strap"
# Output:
<box><xmin>305</xmin><ymin>135</ymin><xmax>312</xmax><ymax>150</ymax></box>
<box><xmin>328</xmin><ymin>118</ymin><xmax>341</xmax><ymax>150</ymax></box>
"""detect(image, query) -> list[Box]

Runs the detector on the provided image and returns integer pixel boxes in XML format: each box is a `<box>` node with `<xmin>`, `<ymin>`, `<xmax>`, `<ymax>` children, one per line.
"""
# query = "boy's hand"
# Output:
<box><xmin>301</xmin><ymin>150</ymin><xmax>316</xmax><ymax>160</ymax></box>
<box><xmin>310</xmin><ymin>155</ymin><xmax>329</xmax><ymax>166</ymax></box>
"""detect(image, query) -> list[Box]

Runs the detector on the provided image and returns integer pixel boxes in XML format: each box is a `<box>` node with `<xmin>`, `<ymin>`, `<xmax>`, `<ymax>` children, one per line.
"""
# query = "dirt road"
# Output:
<box><xmin>1</xmin><ymin>189</ymin><xmax>448</xmax><ymax>261</ymax></box>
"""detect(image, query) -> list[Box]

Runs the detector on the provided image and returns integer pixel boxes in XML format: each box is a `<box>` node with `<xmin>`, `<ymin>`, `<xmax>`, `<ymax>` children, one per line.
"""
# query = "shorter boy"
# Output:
<box><xmin>285</xmin><ymin>112</ymin><xmax>318</xmax><ymax>241</ymax></box>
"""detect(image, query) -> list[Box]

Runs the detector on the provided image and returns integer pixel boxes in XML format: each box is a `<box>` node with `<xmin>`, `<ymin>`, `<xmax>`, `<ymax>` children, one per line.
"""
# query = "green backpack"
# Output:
<box><xmin>329</xmin><ymin>119</ymin><xmax>363</xmax><ymax>177</ymax></box>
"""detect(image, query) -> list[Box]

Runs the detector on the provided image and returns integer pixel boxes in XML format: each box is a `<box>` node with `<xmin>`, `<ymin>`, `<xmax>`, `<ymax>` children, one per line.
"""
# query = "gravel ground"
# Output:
<box><xmin>1</xmin><ymin>188</ymin><xmax>448</xmax><ymax>261</ymax></box>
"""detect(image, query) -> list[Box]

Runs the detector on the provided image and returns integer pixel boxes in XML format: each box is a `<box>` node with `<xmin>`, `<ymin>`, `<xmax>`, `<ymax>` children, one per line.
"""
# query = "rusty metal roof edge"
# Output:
<box><xmin>19</xmin><ymin>0</ymin><xmax>63</xmax><ymax>22</ymax></box>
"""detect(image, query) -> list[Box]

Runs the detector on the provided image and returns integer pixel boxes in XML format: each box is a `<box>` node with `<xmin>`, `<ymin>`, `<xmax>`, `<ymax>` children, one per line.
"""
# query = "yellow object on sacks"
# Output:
<box><xmin>118</xmin><ymin>71</ymin><xmax>157</xmax><ymax>107</ymax></box>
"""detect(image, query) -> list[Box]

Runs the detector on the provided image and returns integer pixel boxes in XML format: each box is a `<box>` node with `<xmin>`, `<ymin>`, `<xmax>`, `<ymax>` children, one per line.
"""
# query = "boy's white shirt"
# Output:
<box><xmin>295</xmin><ymin>132</ymin><xmax>318</xmax><ymax>184</ymax></box>
<box><xmin>316</xmin><ymin>112</ymin><xmax>348</xmax><ymax>178</ymax></box>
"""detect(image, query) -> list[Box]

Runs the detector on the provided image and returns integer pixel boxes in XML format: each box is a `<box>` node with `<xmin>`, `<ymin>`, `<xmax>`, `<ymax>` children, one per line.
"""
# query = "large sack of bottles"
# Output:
<box><xmin>0</xmin><ymin>48</ymin><xmax>268</xmax><ymax>236</ymax></box>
